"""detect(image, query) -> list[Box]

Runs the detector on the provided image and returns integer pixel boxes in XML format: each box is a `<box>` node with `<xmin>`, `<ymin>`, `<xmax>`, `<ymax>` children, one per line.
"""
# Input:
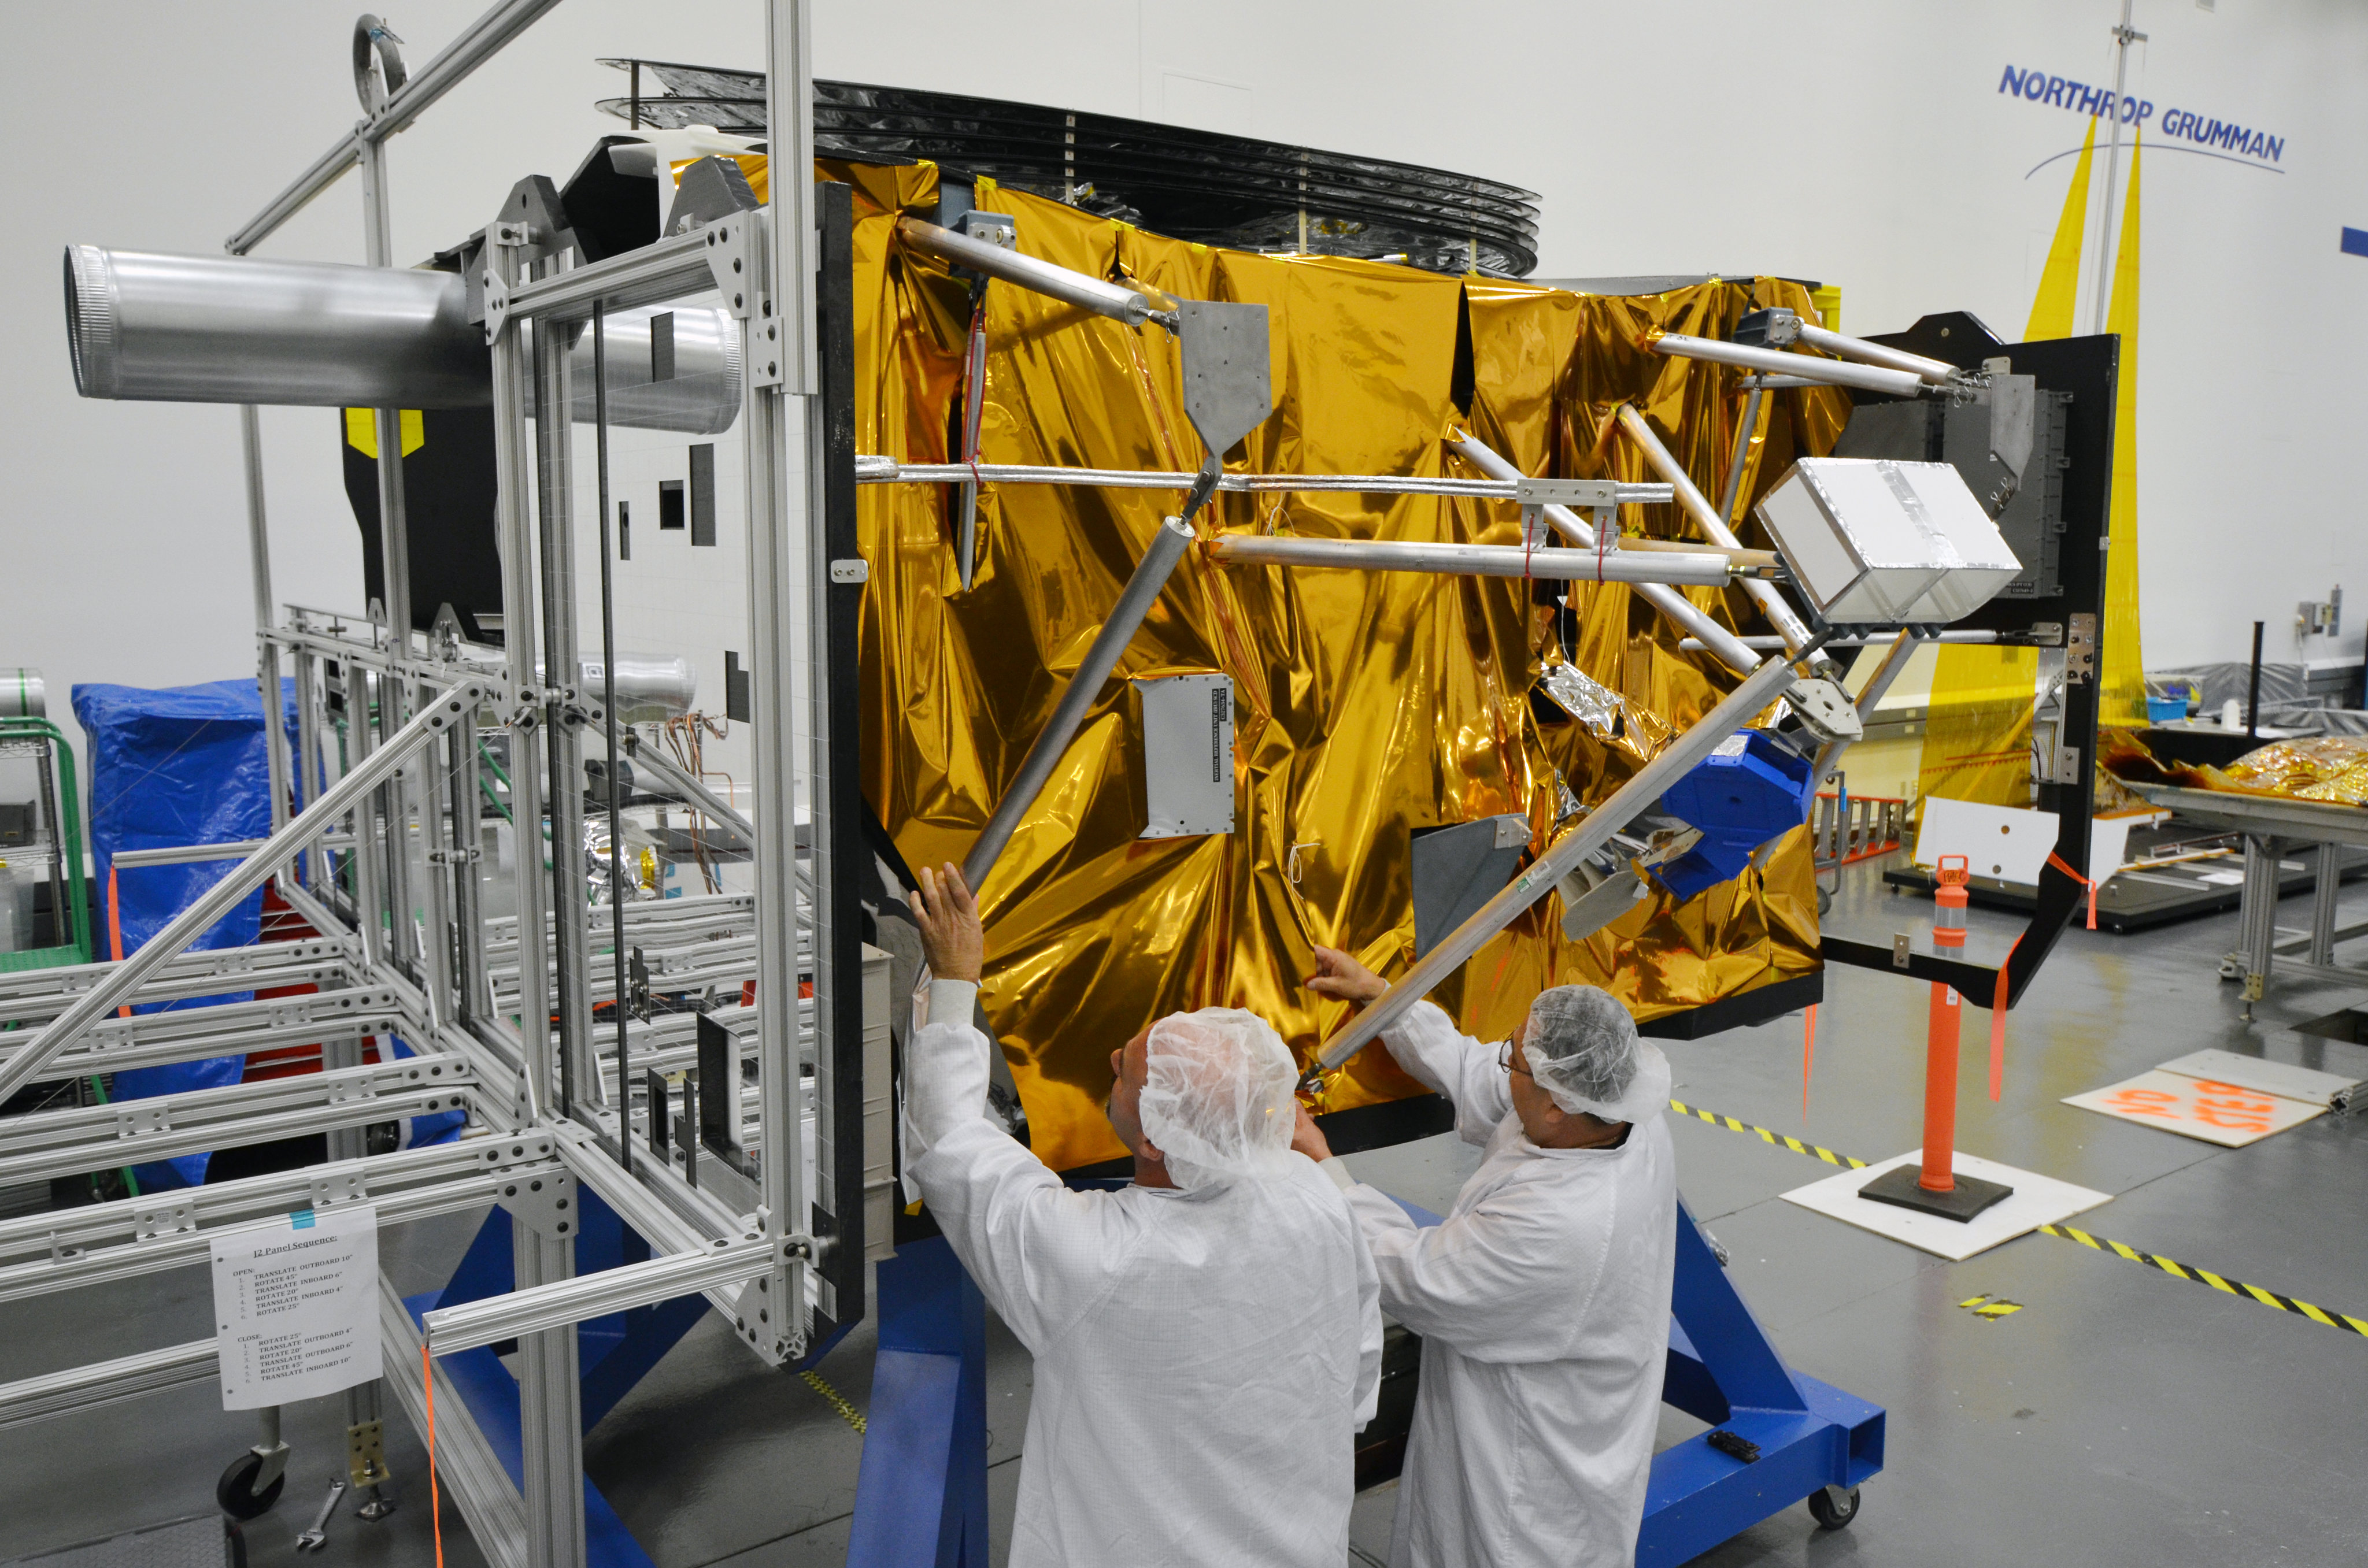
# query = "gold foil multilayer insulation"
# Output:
<box><xmin>820</xmin><ymin>158</ymin><xmax>1845</xmax><ymax>1172</ymax></box>
<box><xmin>2103</xmin><ymin>729</ymin><xmax>2368</xmax><ymax>808</ymax></box>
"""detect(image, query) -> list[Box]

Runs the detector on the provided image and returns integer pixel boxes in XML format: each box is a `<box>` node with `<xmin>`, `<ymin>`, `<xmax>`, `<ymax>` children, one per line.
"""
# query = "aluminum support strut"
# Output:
<box><xmin>964</xmin><ymin>515</ymin><xmax>1196</xmax><ymax>888</ymax></box>
<box><xmin>897</xmin><ymin>217</ymin><xmax>1176</xmax><ymax>332</ymax></box>
<box><xmin>1449</xmin><ymin>432</ymin><xmax>1763</xmax><ymax>676</ymax></box>
<box><xmin>1613</xmin><ymin>404</ymin><xmax>1821</xmax><ymax>661</ymax></box>
<box><xmin>1208</xmin><ymin>532</ymin><xmax>1756</xmax><ymax>587</ymax></box>
<box><xmin>1306</xmin><ymin>653</ymin><xmax>1801</xmax><ymax>1083</ymax></box>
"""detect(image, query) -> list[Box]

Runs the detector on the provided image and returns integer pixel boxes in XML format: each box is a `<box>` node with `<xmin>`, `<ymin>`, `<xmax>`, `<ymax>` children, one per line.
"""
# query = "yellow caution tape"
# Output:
<box><xmin>801</xmin><ymin>1369</ymin><xmax>867</xmax><ymax>1433</ymax></box>
<box><xmin>1669</xmin><ymin>1098</ymin><xmax>2368</xmax><ymax>1339</ymax></box>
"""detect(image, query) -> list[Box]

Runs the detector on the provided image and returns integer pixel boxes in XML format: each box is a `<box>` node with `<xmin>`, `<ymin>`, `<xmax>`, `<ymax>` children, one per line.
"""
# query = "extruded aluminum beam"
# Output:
<box><xmin>424</xmin><ymin>1236</ymin><xmax>775</xmax><ymax>1354</ymax></box>
<box><xmin>380</xmin><ymin>1274</ymin><xmax>531</xmax><ymax>1568</ymax></box>
<box><xmin>1307</xmin><ymin>653</ymin><xmax>1802</xmax><ymax>1081</ymax></box>
<box><xmin>0</xmin><ymin>1337</ymin><xmax>218</xmax><ymax>1432</ymax></box>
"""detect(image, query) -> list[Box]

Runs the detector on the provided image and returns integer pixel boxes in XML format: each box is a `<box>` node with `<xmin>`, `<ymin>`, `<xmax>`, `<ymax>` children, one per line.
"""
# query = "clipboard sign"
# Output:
<box><xmin>210</xmin><ymin>1203</ymin><xmax>382</xmax><ymax>1410</ymax></box>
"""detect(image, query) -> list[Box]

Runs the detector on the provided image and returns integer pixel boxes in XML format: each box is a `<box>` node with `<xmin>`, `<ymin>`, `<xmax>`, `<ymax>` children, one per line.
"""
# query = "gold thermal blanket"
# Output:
<box><xmin>821</xmin><ymin>158</ymin><xmax>1845</xmax><ymax>1171</ymax></box>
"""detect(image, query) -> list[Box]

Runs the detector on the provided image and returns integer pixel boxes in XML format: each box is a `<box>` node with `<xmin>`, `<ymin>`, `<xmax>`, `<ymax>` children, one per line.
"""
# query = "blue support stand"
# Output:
<box><xmin>406</xmin><ymin>1188</ymin><xmax>711</xmax><ymax>1568</ymax></box>
<box><xmin>838</xmin><ymin>1200</ymin><xmax>1879</xmax><ymax>1567</ymax></box>
<box><xmin>846</xmin><ymin>1235</ymin><xmax>991</xmax><ymax>1567</ymax></box>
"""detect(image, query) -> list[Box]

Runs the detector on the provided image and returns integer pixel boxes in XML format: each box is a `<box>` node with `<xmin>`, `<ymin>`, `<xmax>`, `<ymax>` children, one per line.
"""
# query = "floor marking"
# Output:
<box><xmin>802</xmin><ymin>1369</ymin><xmax>867</xmax><ymax>1433</ymax></box>
<box><xmin>1668</xmin><ymin>1099</ymin><xmax>1868</xmax><ymax>1170</ymax></box>
<box><xmin>1958</xmin><ymin>1293</ymin><xmax>2025</xmax><ymax>1320</ymax></box>
<box><xmin>1669</xmin><ymin>1098</ymin><xmax>2368</xmax><ymax>1339</ymax></box>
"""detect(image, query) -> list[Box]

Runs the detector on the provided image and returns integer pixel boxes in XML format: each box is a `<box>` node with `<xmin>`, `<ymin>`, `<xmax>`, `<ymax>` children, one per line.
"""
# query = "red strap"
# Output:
<box><xmin>425</xmin><ymin>1342</ymin><xmax>446</xmax><ymax>1567</ymax></box>
<box><xmin>2046</xmin><ymin>850</ymin><xmax>2098</xmax><ymax>931</ymax></box>
<box><xmin>1801</xmin><ymin>1003</ymin><xmax>1818</xmax><ymax>1121</ymax></box>
<box><xmin>1990</xmin><ymin>933</ymin><xmax>2021</xmax><ymax>1101</ymax></box>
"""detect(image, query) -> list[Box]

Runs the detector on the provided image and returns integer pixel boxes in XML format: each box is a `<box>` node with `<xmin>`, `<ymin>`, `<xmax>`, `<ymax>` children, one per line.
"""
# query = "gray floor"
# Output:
<box><xmin>7</xmin><ymin>851</ymin><xmax>2368</xmax><ymax>1565</ymax></box>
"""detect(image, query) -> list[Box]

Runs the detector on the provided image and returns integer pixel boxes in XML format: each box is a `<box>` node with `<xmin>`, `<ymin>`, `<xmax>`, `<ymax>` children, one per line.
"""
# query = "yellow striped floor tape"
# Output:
<box><xmin>802</xmin><ymin>1369</ymin><xmax>867</xmax><ymax>1433</ymax></box>
<box><xmin>1666</xmin><ymin>1098</ymin><xmax>2368</xmax><ymax>1340</ymax></box>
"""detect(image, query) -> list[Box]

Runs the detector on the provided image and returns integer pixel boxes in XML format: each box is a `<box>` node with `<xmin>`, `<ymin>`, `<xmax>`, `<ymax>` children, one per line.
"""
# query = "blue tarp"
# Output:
<box><xmin>75</xmin><ymin>678</ymin><xmax>297</xmax><ymax>1189</ymax></box>
<box><xmin>73</xmin><ymin>677</ymin><xmax>462</xmax><ymax>1189</ymax></box>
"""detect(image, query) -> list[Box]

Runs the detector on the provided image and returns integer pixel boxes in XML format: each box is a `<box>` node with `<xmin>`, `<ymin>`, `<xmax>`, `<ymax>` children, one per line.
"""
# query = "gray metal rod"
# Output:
<box><xmin>1613</xmin><ymin>405</ymin><xmax>1819</xmax><ymax>659</ymax></box>
<box><xmin>964</xmin><ymin>515</ymin><xmax>1196</xmax><ymax>888</ymax></box>
<box><xmin>1307</xmin><ymin>654</ymin><xmax>1800</xmax><ymax>1081</ymax></box>
<box><xmin>1645</xmin><ymin>331</ymin><xmax>1926</xmax><ymax>399</ymax></box>
<box><xmin>0</xmin><ymin>684</ymin><xmax>478</xmax><ymax>1101</ymax></box>
<box><xmin>1209</xmin><ymin>532</ymin><xmax>1751</xmax><ymax>587</ymax></box>
<box><xmin>425</xmin><ymin>1238</ymin><xmax>771</xmax><ymax>1355</ymax></box>
<box><xmin>1715</xmin><ymin>385</ymin><xmax>1763</xmax><ymax>529</ymax></box>
<box><xmin>1448</xmin><ymin>433</ymin><xmax>1764</xmax><ymax>676</ymax></box>
<box><xmin>1795</xmin><ymin>321</ymin><xmax>1954</xmax><ymax>385</ymax></box>
<box><xmin>239</xmin><ymin>406</ymin><xmax>291</xmax><ymax>835</ymax></box>
<box><xmin>898</xmin><ymin>217</ymin><xmax>1175</xmax><ymax>333</ymax></box>
<box><xmin>225</xmin><ymin>0</ymin><xmax>565</xmax><ymax>255</ymax></box>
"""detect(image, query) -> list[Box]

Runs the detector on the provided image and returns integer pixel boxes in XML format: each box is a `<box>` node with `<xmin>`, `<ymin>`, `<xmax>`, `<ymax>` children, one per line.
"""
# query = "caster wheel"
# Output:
<box><xmin>1815</xmin><ymin>884</ymin><xmax>1833</xmax><ymax>917</ymax></box>
<box><xmin>216</xmin><ymin>1450</ymin><xmax>285</xmax><ymax>1521</ymax></box>
<box><xmin>1807</xmin><ymin>1484</ymin><xmax>1860</xmax><ymax>1531</ymax></box>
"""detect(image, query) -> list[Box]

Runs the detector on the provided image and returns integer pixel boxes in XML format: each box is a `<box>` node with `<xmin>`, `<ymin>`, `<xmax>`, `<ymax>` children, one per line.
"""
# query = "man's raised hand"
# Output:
<box><xmin>1305</xmin><ymin>946</ymin><xmax>1387</xmax><ymax>1005</ymax></box>
<box><xmin>913</xmin><ymin>863</ymin><xmax>985</xmax><ymax>984</ymax></box>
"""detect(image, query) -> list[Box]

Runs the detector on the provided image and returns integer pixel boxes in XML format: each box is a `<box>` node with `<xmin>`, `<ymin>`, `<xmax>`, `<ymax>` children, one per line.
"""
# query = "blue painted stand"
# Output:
<box><xmin>405</xmin><ymin>1187</ymin><xmax>710</xmax><ymax>1567</ymax></box>
<box><xmin>1640</xmin><ymin>1200</ymin><xmax>1884</xmax><ymax>1563</ymax></box>
<box><xmin>843</xmin><ymin>1200</ymin><xmax>1880</xmax><ymax>1566</ymax></box>
<box><xmin>846</xmin><ymin>1236</ymin><xmax>990</xmax><ymax>1568</ymax></box>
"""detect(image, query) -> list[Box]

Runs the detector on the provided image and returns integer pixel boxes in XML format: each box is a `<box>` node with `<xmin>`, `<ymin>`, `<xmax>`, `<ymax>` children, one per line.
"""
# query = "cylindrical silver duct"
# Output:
<box><xmin>532</xmin><ymin>653</ymin><xmax>697</xmax><ymax>723</ymax></box>
<box><xmin>65</xmin><ymin>246</ymin><xmax>741</xmax><ymax>434</ymax></box>
<box><xmin>65</xmin><ymin>245</ymin><xmax>486</xmax><ymax>407</ymax></box>
<box><xmin>530</xmin><ymin>306</ymin><xmax>741</xmax><ymax>436</ymax></box>
<box><xmin>0</xmin><ymin>669</ymin><xmax>45</xmax><ymax>718</ymax></box>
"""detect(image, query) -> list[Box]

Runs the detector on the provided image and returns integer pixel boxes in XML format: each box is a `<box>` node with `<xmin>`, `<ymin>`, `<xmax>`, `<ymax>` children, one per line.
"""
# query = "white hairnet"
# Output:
<box><xmin>1522</xmin><ymin>985</ymin><xmax>1670</xmax><ymax>1123</ymax></box>
<box><xmin>1137</xmin><ymin>1007</ymin><xmax>1299</xmax><ymax>1191</ymax></box>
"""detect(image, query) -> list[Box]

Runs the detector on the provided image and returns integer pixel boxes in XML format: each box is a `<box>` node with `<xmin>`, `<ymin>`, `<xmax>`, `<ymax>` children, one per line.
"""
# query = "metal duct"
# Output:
<box><xmin>532</xmin><ymin>653</ymin><xmax>698</xmax><ymax>722</ymax></box>
<box><xmin>534</xmin><ymin>306</ymin><xmax>741</xmax><ymax>436</ymax></box>
<box><xmin>65</xmin><ymin>245</ymin><xmax>486</xmax><ymax>408</ymax></box>
<box><xmin>64</xmin><ymin>246</ymin><xmax>741</xmax><ymax>433</ymax></box>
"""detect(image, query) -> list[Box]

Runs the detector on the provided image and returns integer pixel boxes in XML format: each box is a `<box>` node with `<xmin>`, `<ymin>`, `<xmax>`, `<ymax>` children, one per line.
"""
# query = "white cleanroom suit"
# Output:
<box><xmin>907</xmin><ymin>984</ymin><xmax>1383</xmax><ymax>1568</ymax></box>
<box><xmin>1329</xmin><ymin>996</ymin><xmax>1677</xmax><ymax>1568</ymax></box>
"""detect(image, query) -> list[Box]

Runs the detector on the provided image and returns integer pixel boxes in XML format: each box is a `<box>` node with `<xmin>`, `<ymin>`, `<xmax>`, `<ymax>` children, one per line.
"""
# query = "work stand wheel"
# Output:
<box><xmin>215</xmin><ymin>1450</ymin><xmax>286</xmax><ymax>1521</ymax></box>
<box><xmin>1807</xmin><ymin>1484</ymin><xmax>1861</xmax><ymax>1531</ymax></box>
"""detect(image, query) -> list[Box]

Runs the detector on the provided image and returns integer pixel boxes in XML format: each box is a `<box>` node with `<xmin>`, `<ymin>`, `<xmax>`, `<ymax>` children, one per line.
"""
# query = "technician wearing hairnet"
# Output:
<box><xmin>905</xmin><ymin>866</ymin><xmax>1382</xmax><ymax>1568</ymax></box>
<box><xmin>1298</xmin><ymin>947</ymin><xmax>1677</xmax><ymax>1568</ymax></box>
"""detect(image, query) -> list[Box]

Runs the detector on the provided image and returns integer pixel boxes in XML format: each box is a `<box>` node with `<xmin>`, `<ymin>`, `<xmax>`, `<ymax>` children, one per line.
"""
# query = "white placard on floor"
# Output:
<box><xmin>1781</xmin><ymin>1150</ymin><xmax>2111</xmax><ymax>1261</ymax></box>
<box><xmin>2152</xmin><ymin>1048</ymin><xmax>2360</xmax><ymax>1109</ymax></box>
<box><xmin>210</xmin><ymin>1203</ymin><xmax>382</xmax><ymax>1411</ymax></box>
<box><xmin>2063</xmin><ymin>1069</ymin><xmax>2326</xmax><ymax>1147</ymax></box>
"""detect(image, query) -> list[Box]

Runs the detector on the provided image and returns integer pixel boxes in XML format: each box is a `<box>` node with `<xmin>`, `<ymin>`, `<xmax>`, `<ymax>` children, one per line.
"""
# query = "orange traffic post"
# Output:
<box><xmin>1858</xmin><ymin>855</ymin><xmax>2015</xmax><ymax>1222</ymax></box>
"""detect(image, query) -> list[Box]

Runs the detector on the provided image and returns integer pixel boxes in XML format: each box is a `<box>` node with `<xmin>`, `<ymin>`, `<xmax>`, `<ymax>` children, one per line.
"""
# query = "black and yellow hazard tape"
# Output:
<box><xmin>802</xmin><ymin>1369</ymin><xmax>867</xmax><ymax>1433</ymax></box>
<box><xmin>1668</xmin><ymin>1098</ymin><xmax>1868</xmax><ymax>1170</ymax></box>
<box><xmin>2037</xmin><ymin>1223</ymin><xmax>2368</xmax><ymax>1337</ymax></box>
<box><xmin>1668</xmin><ymin>1098</ymin><xmax>2368</xmax><ymax>1340</ymax></box>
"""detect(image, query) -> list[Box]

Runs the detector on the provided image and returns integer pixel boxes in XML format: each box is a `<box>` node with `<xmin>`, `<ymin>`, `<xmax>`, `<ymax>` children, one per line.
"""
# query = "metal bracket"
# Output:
<box><xmin>481</xmin><ymin>270</ymin><xmax>509</xmax><ymax>344</ymax></box>
<box><xmin>472</xmin><ymin>1133</ymin><xmax>557</xmax><ymax>1173</ymax></box>
<box><xmin>426</xmin><ymin>846</ymin><xmax>482</xmax><ymax>866</ymax></box>
<box><xmin>345</xmin><ymin>1418</ymin><xmax>391</xmax><ymax>1489</ymax></box>
<box><xmin>1514</xmin><ymin>477</ymin><xmax>1629</xmax><ymax>509</ymax></box>
<box><xmin>115</xmin><ymin>1103</ymin><xmax>169</xmax><ymax>1139</ymax></box>
<box><xmin>828</xmin><ymin>558</ymin><xmax>868</xmax><ymax>584</ymax></box>
<box><xmin>704</xmin><ymin>212</ymin><xmax>765</xmax><ymax>323</ymax></box>
<box><xmin>325</xmin><ymin>1074</ymin><xmax>376</xmax><ymax>1106</ymax></box>
<box><xmin>496</xmin><ymin>1168</ymin><xmax>578</xmax><ymax>1239</ymax></box>
<box><xmin>1892</xmin><ymin>933</ymin><xmax>1912</xmax><ymax>969</ymax></box>
<box><xmin>132</xmin><ymin>1199</ymin><xmax>197</xmax><ymax>1241</ymax></box>
<box><xmin>2065</xmin><ymin>613</ymin><xmax>2098</xmax><ymax>686</ymax></box>
<box><xmin>1786</xmin><ymin>677</ymin><xmax>1865</xmax><ymax>745</ymax></box>
<box><xmin>309</xmin><ymin>1168</ymin><xmax>370</xmax><ymax>1209</ymax></box>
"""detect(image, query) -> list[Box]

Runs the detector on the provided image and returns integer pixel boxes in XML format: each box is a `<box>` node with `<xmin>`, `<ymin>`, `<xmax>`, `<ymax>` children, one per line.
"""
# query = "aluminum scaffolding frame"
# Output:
<box><xmin>1</xmin><ymin>4</ymin><xmax>889</xmax><ymax>1565</ymax></box>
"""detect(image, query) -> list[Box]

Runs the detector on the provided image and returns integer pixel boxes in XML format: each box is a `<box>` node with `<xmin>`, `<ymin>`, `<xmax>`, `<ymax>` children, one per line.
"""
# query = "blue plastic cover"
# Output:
<box><xmin>72</xmin><ymin>678</ymin><xmax>298</xmax><ymax>1189</ymax></box>
<box><xmin>1656</xmin><ymin>730</ymin><xmax>1817</xmax><ymax>902</ymax></box>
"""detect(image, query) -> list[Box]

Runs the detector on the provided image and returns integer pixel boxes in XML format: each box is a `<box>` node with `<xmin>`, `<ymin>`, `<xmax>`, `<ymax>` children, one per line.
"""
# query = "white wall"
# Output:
<box><xmin>8</xmin><ymin>0</ymin><xmax>2363</xmax><ymax>784</ymax></box>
